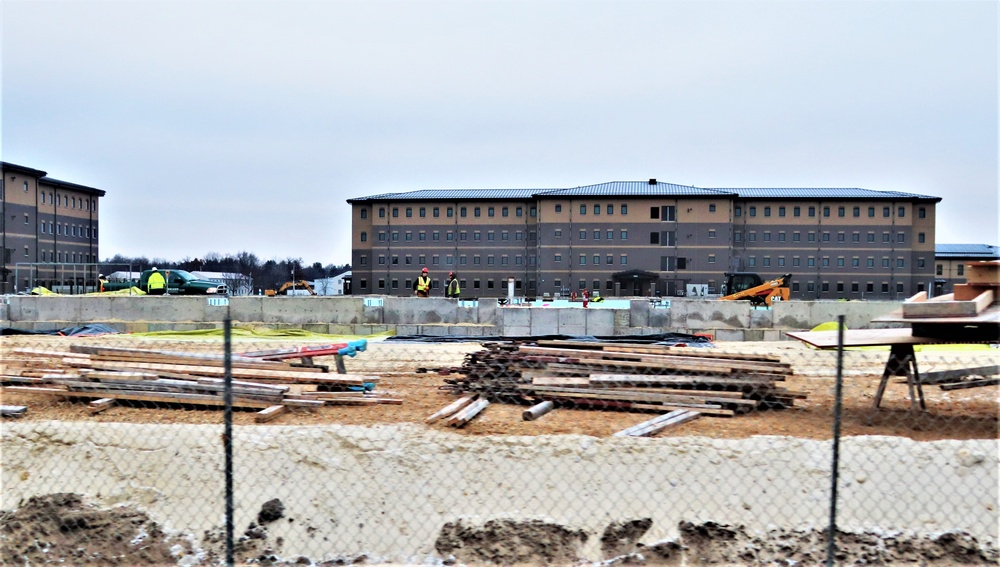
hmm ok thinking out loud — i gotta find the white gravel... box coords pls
[2,421,997,564]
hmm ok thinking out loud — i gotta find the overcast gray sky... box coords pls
[3,0,997,266]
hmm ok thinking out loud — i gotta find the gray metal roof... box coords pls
[347,188,539,202]
[935,244,1000,259]
[724,188,941,201]
[539,181,732,197]
[348,182,942,203]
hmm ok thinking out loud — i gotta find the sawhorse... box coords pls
[872,343,926,411]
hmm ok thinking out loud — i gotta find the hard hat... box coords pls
[151,267,157,271]
[98,274,104,278]
[422,267,428,273]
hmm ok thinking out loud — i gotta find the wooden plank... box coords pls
[255,405,287,423]
[965,261,1000,285]
[939,378,1000,391]
[587,373,782,388]
[426,394,479,423]
[1,385,274,409]
[521,385,756,408]
[64,359,373,385]
[953,283,1000,302]
[0,405,27,417]
[531,395,735,417]
[447,398,490,427]
[534,341,782,362]
[785,328,943,349]
[87,398,117,414]
[519,346,790,374]
[920,365,1000,385]
[531,377,590,387]
[613,409,701,437]
[902,290,993,318]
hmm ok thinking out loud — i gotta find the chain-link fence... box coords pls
[1,321,997,565]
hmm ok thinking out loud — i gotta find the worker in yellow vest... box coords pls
[446,271,461,298]
[413,267,431,297]
[147,267,167,295]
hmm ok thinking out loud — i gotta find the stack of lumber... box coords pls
[0,345,397,422]
[441,340,802,418]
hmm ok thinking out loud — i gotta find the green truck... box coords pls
[104,269,228,295]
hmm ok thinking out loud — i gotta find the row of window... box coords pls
[554,203,630,216]
[736,204,925,219]
[734,230,923,244]
[37,191,98,212]
[19,247,96,263]
[365,253,541,267]
[736,256,917,269]
[553,254,630,266]
[365,205,539,220]
[367,229,539,243]
[553,228,629,241]
[37,220,97,239]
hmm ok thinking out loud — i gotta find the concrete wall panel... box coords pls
[529,308,559,336]
[585,309,615,336]
[557,309,587,336]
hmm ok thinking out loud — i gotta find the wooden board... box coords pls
[785,328,944,349]
[965,261,1000,285]
[902,290,994,318]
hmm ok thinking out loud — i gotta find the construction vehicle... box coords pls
[264,280,316,296]
[720,273,792,307]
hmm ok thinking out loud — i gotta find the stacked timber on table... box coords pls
[0,345,396,422]
[897,260,1000,342]
[440,340,802,418]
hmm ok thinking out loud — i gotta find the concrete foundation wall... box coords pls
[0,296,904,340]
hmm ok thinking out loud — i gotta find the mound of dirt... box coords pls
[0,493,193,565]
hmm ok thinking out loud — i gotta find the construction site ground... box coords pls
[2,335,998,566]
[3,335,997,441]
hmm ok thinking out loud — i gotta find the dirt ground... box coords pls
[2,335,998,565]
[2,335,997,441]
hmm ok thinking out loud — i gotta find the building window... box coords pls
[808,206,816,217]
[883,207,890,217]
[897,232,905,243]
[838,206,845,217]
[793,206,801,217]
[763,257,771,267]
[488,207,495,217]
[502,206,508,217]
[918,207,926,219]
[621,204,628,215]
[853,206,860,217]
[764,206,771,217]
[580,230,587,240]
[793,257,801,267]
[360,231,367,242]
[594,204,600,215]
[837,257,845,267]
[837,232,845,242]
[734,206,742,218]
[392,207,399,217]
[778,206,785,217]
[917,258,925,268]
[621,230,627,240]
[554,254,562,263]
[554,229,562,238]
[474,207,481,217]
[778,257,785,267]
[593,230,600,240]
[607,204,614,215]
[620,255,628,265]
[606,255,613,265]
[360,208,368,219]
[555,204,562,213]
[580,204,587,215]
[593,255,600,265]
[897,258,905,268]
[936,264,943,276]
[918,232,925,243]
[460,207,467,217]
[433,207,439,217]
[763,232,771,242]
[749,206,757,217]
[418,207,425,217]
[793,232,801,242]
[579,255,587,266]
[957,264,965,276]
[823,206,830,217]
[708,254,716,264]
[606,230,613,240]
[448,207,454,217]
[898,206,905,218]
[406,232,414,241]
[883,232,891,243]
[530,206,537,217]
[808,257,816,267]
[709,229,716,238]
[516,207,523,217]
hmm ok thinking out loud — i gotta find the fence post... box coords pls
[826,314,846,565]
[223,316,234,566]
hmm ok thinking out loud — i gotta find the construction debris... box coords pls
[440,340,804,421]
[0,344,394,422]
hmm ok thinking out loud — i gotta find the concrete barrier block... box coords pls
[585,309,615,336]
[763,330,786,341]
[25,297,80,323]
[773,301,812,331]
[529,308,559,336]
[613,309,631,332]
[456,306,478,324]
[477,300,498,324]
[229,297,264,325]
[395,324,421,336]
[749,308,773,329]
[500,307,530,330]
[503,325,531,337]
[558,309,587,336]
[714,329,745,341]
[679,300,751,329]
[648,308,671,329]
[327,324,355,335]
[629,300,650,327]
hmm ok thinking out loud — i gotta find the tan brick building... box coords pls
[348,180,941,300]
[1,162,106,293]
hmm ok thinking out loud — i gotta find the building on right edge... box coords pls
[933,244,1000,296]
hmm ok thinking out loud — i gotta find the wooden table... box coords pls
[785,328,947,411]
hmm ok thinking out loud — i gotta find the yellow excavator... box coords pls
[264,280,316,296]
[720,273,792,307]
